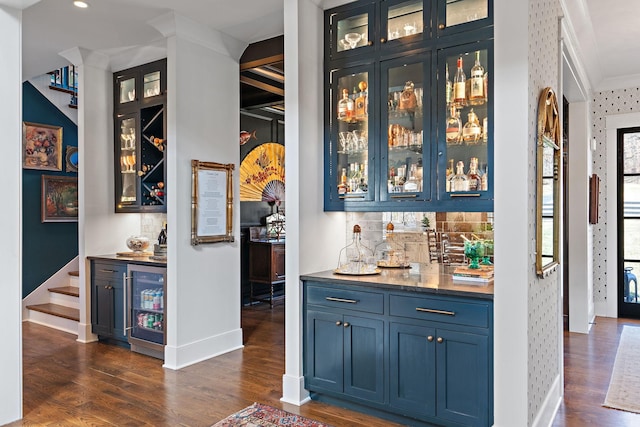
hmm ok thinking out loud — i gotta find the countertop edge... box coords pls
[87,254,167,267]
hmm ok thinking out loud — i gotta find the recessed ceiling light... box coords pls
[73,1,88,8]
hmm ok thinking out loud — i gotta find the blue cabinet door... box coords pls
[436,328,489,426]
[112,278,126,341]
[389,322,436,418]
[343,315,385,403]
[305,310,344,393]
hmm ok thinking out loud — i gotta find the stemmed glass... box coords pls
[344,33,362,49]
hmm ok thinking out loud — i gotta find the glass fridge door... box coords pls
[129,266,165,346]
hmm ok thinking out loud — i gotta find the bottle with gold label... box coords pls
[467,157,481,191]
[337,88,354,121]
[468,51,485,105]
[462,109,482,144]
[446,106,462,144]
[355,81,368,119]
[338,168,349,195]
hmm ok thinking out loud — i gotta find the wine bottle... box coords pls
[469,51,485,105]
[453,57,466,107]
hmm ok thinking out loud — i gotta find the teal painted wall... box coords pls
[22,82,78,298]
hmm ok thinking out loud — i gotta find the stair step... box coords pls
[48,286,79,297]
[26,303,79,322]
[68,270,79,277]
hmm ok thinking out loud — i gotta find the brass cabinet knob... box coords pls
[367,40,373,46]
[427,336,434,342]
[343,322,351,328]
[380,38,386,44]
[336,321,342,326]
[438,23,445,30]
[437,337,444,343]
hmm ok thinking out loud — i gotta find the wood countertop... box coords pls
[301,263,494,300]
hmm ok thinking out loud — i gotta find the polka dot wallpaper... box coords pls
[592,88,640,303]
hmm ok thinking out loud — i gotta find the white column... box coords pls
[150,12,245,369]
[282,0,347,405]
[0,5,23,424]
[568,101,595,333]
[493,0,530,424]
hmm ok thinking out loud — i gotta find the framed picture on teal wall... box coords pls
[41,175,78,222]
[65,146,78,173]
[23,122,63,171]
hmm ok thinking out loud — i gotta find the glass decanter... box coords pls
[462,108,482,144]
[336,225,375,274]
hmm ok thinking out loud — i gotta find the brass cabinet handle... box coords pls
[343,322,350,328]
[438,23,445,30]
[391,194,418,199]
[427,336,434,342]
[339,195,366,199]
[416,307,456,316]
[326,297,358,304]
[450,193,481,198]
[336,321,342,326]
[100,269,116,273]
[437,337,444,343]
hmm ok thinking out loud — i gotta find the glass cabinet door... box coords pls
[328,65,374,206]
[439,42,492,203]
[116,114,138,206]
[143,70,161,99]
[117,74,137,106]
[328,3,374,59]
[437,0,491,36]
[381,0,428,48]
[381,54,430,202]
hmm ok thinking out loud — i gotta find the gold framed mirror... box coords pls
[191,160,235,245]
[536,87,561,277]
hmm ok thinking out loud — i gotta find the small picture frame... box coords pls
[41,175,78,223]
[66,146,78,173]
[191,160,235,245]
[23,122,63,171]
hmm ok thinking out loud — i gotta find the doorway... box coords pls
[618,127,640,318]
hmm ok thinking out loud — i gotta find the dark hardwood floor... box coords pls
[10,302,640,426]
[9,302,402,427]
[552,316,640,427]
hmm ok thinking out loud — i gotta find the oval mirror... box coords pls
[536,87,561,277]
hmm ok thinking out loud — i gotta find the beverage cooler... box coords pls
[126,264,166,359]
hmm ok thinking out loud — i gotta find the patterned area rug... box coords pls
[604,325,640,413]
[213,403,332,427]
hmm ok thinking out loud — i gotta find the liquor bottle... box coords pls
[338,168,348,195]
[480,163,489,191]
[355,81,368,118]
[483,117,489,143]
[469,51,485,105]
[462,109,482,143]
[404,164,419,192]
[337,89,354,121]
[445,63,453,106]
[467,157,481,191]
[349,163,361,192]
[446,159,454,192]
[450,161,469,192]
[453,57,466,107]
[360,161,368,192]
[446,106,462,144]
[157,222,167,245]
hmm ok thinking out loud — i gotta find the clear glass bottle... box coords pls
[404,164,419,192]
[467,157,481,191]
[446,106,462,144]
[446,158,454,192]
[450,161,469,192]
[468,51,485,105]
[337,88,354,121]
[453,56,466,107]
[480,163,489,191]
[462,108,482,144]
[445,63,453,106]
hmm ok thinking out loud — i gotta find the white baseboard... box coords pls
[531,375,562,427]
[281,374,310,406]
[77,322,97,343]
[163,328,244,370]
[24,312,77,336]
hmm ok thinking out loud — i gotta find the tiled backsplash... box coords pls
[346,211,494,266]
[141,213,167,243]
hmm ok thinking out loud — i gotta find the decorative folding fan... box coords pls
[240,142,285,202]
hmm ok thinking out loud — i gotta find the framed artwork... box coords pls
[191,160,235,245]
[41,175,78,223]
[23,122,63,171]
[66,146,78,173]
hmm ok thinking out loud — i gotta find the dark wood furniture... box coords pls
[248,240,285,307]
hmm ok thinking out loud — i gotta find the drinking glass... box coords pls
[344,33,362,49]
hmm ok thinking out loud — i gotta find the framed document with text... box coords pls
[191,160,235,245]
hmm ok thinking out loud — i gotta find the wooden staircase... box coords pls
[26,270,80,334]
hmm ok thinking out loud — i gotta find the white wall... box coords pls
[154,13,244,369]
[0,5,23,424]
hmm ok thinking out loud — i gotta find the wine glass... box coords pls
[344,33,362,49]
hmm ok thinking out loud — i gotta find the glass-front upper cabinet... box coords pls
[327,3,374,60]
[380,54,431,202]
[438,41,493,209]
[436,0,492,37]
[114,59,167,213]
[381,0,429,50]
[326,64,375,208]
